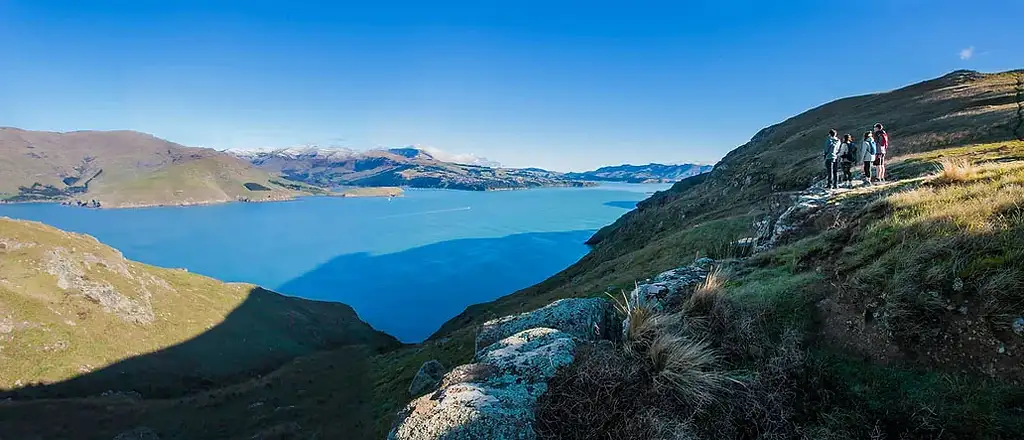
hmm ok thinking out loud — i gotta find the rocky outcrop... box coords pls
[409,360,446,396]
[754,186,833,253]
[391,299,613,440]
[44,247,157,324]
[475,298,614,352]
[628,264,710,313]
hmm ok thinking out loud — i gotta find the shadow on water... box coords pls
[1,287,399,401]
[603,200,638,210]
[278,229,597,342]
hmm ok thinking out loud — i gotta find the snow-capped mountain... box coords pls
[227,145,587,191]
[565,163,713,183]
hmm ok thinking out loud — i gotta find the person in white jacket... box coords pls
[858,131,877,185]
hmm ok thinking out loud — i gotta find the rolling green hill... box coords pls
[0,217,399,399]
[0,128,330,207]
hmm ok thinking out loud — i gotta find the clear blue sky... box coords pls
[1,0,1022,171]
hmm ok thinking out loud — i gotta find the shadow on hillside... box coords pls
[603,200,638,210]
[277,229,597,343]
[1,287,399,400]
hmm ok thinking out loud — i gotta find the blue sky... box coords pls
[1,1,1022,171]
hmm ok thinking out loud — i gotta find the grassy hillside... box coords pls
[433,69,1024,337]
[0,128,327,207]
[0,217,399,399]
[534,141,1024,439]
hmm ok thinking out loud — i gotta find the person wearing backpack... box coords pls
[873,123,890,182]
[822,129,842,189]
[838,134,856,186]
[858,131,877,185]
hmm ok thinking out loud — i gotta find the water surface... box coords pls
[0,184,668,341]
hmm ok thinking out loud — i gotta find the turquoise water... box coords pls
[0,184,668,342]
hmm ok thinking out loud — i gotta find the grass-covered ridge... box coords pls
[532,141,1024,439]
[0,217,399,399]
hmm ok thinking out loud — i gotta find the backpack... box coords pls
[876,130,889,149]
[841,143,855,161]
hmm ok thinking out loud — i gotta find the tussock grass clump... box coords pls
[647,335,726,406]
[683,266,726,317]
[933,157,978,184]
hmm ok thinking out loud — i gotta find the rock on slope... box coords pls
[0,217,399,398]
[232,146,594,191]
[390,298,614,440]
[390,265,711,439]
[0,127,325,207]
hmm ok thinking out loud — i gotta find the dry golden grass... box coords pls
[683,266,726,316]
[933,157,978,184]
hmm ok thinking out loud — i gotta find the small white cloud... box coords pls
[959,46,975,60]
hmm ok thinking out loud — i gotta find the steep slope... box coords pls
[0,217,399,399]
[233,146,595,191]
[434,69,1024,336]
[565,163,713,183]
[0,128,326,207]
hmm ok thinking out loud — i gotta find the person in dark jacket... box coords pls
[838,134,856,186]
[822,129,841,189]
[873,123,890,182]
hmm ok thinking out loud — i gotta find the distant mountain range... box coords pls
[0,127,403,208]
[230,146,588,191]
[230,146,712,190]
[0,128,342,208]
[0,127,710,205]
[566,163,714,183]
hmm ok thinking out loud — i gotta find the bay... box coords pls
[0,183,669,342]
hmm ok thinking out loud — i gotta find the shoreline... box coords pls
[0,181,673,210]
[0,187,405,210]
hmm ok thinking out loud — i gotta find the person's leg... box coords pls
[830,161,838,188]
[879,154,887,181]
[863,161,872,184]
[825,160,833,188]
[832,161,839,188]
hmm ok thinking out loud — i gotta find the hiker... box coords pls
[838,134,856,186]
[822,129,841,189]
[873,123,889,182]
[858,131,877,184]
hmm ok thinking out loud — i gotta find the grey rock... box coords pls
[409,360,446,396]
[390,328,577,440]
[634,265,709,311]
[45,247,155,324]
[475,298,612,353]
[1012,317,1024,336]
[693,257,716,271]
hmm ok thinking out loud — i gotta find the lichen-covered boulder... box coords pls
[409,360,446,396]
[629,264,710,312]
[475,298,612,353]
[389,328,577,440]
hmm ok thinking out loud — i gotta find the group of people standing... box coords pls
[823,123,890,189]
